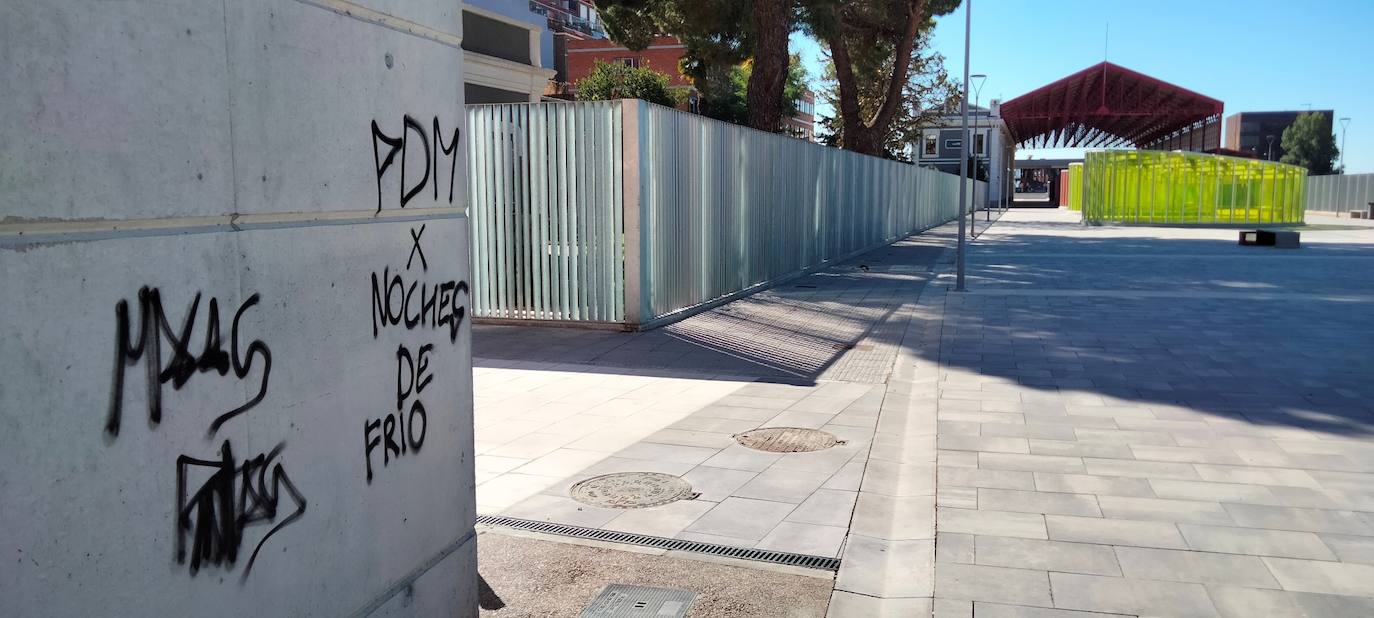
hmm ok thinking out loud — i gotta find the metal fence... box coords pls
[1306,173,1374,215]
[467,100,966,329]
[467,101,625,322]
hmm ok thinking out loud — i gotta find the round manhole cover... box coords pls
[734,427,845,453]
[569,472,698,509]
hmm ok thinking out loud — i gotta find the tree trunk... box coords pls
[827,0,928,156]
[746,0,790,132]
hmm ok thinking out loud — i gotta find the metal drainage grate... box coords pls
[734,427,844,453]
[476,514,841,572]
[581,584,695,618]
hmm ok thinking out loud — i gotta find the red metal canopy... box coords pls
[1000,62,1223,148]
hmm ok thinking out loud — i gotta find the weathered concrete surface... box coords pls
[0,1,474,616]
[476,528,833,617]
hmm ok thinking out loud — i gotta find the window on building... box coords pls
[974,133,985,155]
[614,56,639,67]
[923,134,937,157]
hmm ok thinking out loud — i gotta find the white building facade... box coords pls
[914,101,1015,208]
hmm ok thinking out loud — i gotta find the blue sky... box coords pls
[792,1,1373,173]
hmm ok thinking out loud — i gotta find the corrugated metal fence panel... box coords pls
[637,102,963,322]
[1306,173,1374,214]
[466,101,625,322]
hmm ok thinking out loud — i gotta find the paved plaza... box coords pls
[475,209,1374,617]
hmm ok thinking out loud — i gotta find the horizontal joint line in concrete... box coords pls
[294,0,463,50]
[348,528,475,618]
[0,207,465,246]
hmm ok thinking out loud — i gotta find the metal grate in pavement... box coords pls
[477,514,841,572]
[581,584,695,618]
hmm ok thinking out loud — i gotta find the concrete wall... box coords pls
[0,1,475,616]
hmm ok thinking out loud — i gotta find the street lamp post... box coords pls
[955,0,971,292]
[1266,135,1276,161]
[1340,117,1351,173]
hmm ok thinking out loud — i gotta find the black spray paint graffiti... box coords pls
[363,216,468,482]
[371,115,461,214]
[177,440,306,580]
[107,287,271,437]
[106,287,302,580]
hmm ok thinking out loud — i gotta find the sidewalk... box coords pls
[473,208,1374,617]
[929,209,1374,617]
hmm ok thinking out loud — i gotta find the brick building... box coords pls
[529,0,606,85]
[565,35,816,139]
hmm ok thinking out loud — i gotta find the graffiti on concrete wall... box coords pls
[365,115,468,483]
[106,287,303,581]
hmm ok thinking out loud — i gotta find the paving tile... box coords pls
[935,563,1052,607]
[1083,457,1202,480]
[938,507,1047,540]
[475,455,529,474]
[615,442,720,465]
[602,498,717,538]
[977,488,1102,516]
[1194,464,1322,488]
[940,466,1037,490]
[1263,557,1374,597]
[788,396,854,414]
[764,410,839,429]
[716,394,795,410]
[939,450,981,468]
[833,536,934,598]
[477,473,562,510]
[1319,533,1374,565]
[980,422,1078,441]
[700,444,784,472]
[785,489,859,528]
[823,460,866,491]
[1049,572,1218,617]
[509,448,607,477]
[979,453,1085,474]
[1148,478,1277,503]
[670,416,761,433]
[756,521,848,557]
[1178,523,1337,560]
[1222,503,1373,535]
[1114,546,1279,588]
[771,443,865,475]
[974,536,1121,576]
[938,486,978,509]
[932,598,971,618]
[1207,586,1374,618]
[684,497,796,540]
[642,428,737,449]
[694,404,783,422]
[680,465,758,502]
[826,591,932,618]
[937,532,975,564]
[973,603,1126,618]
[850,492,934,540]
[734,467,832,503]
[1045,515,1189,549]
[1096,495,1234,524]
[1027,439,1133,459]
[500,494,622,528]
[1032,472,1155,497]
[939,434,1030,454]
[863,460,935,497]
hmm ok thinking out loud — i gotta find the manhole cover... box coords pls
[734,427,845,453]
[570,472,698,509]
[582,584,696,618]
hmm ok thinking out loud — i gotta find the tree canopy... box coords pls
[575,60,680,108]
[700,54,810,126]
[1280,112,1339,175]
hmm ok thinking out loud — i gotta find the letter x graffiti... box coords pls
[407,224,427,271]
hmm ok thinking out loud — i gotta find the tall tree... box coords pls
[816,31,956,159]
[701,54,810,126]
[802,0,959,155]
[593,0,794,132]
[1280,112,1339,175]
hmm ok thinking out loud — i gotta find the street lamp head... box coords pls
[1340,117,1351,129]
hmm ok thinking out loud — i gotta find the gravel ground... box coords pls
[477,528,833,618]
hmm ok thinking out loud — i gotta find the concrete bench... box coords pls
[1239,229,1300,248]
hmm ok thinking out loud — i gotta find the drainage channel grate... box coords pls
[476,514,841,572]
